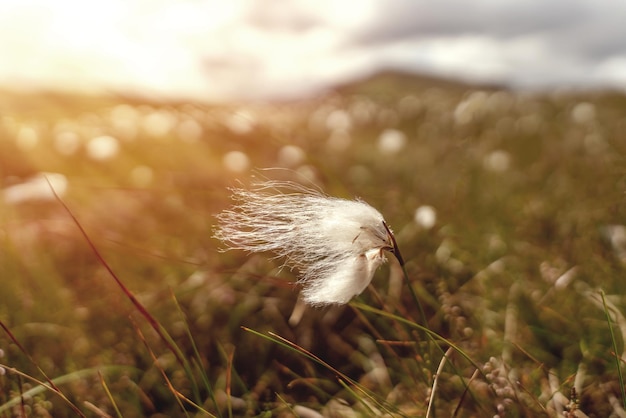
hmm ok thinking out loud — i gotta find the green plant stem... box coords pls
[399,261,428,331]
[601,290,626,410]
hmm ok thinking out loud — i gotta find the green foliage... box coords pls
[1,75,626,416]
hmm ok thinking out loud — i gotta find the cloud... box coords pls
[359,0,591,40]
[344,0,626,89]
[0,0,624,101]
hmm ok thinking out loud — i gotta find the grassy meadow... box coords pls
[1,72,626,417]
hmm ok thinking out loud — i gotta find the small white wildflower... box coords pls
[571,102,595,125]
[3,172,68,204]
[483,150,511,172]
[377,129,407,155]
[214,180,403,306]
[414,205,437,230]
[86,135,120,161]
[277,145,306,167]
[223,151,250,173]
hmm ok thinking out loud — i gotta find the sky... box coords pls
[1,0,625,102]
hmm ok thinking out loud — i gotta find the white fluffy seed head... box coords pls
[214,180,401,306]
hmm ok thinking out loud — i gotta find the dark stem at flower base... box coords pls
[383,221,405,266]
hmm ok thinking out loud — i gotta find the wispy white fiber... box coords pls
[214,180,403,306]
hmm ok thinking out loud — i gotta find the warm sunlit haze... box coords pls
[2,2,626,417]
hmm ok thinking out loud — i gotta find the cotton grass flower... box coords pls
[214,180,404,306]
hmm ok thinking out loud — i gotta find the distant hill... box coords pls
[331,69,505,99]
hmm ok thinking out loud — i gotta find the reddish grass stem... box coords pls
[45,176,186,368]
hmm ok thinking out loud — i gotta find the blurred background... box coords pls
[2,1,626,416]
